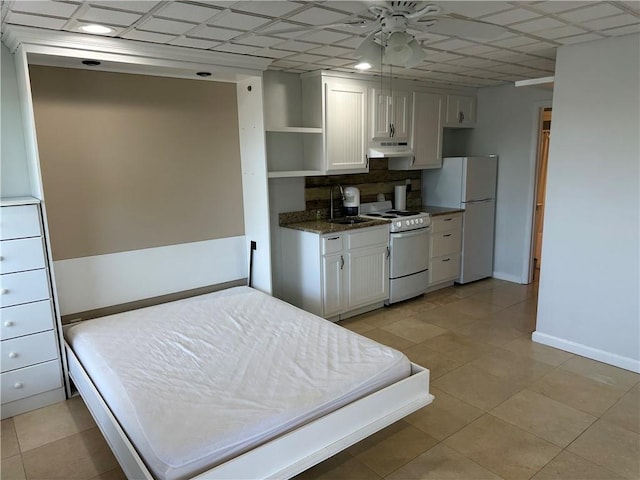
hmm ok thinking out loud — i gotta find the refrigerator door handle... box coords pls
[463,198,494,204]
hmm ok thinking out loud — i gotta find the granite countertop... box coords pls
[281,218,390,235]
[421,205,465,216]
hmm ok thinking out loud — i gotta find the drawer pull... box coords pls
[4,321,14,327]
[1,289,8,294]
[8,352,18,359]
[327,237,340,241]
[443,218,453,221]
[14,382,23,389]
[443,234,452,237]
[442,258,451,262]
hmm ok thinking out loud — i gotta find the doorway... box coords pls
[529,107,552,283]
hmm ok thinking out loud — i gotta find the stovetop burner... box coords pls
[359,201,431,232]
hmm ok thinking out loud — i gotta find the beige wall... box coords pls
[30,66,244,261]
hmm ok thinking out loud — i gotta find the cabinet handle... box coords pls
[327,237,340,241]
[391,124,395,137]
[8,352,17,359]
[386,246,390,259]
[14,382,23,389]
[340,255,344,270]
[443,234,452,237]
[4,321,14,327]
[0,289,8,295]
[458,111,464,123]
[365,155,369,168]
[443,217,452,222]
[442,258,451,262]
[389,124,393,137]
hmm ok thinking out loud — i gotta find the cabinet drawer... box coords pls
[431,214,462,233]
[0,269,50,308]
[431,230,462,257]
[322,235,343,255]
[0,238,46,274]
[347,227,388,250]
[430,254,460,284]
[1,360,62,404]
[1,300,54,340]
[1,330,59,373]
[0,205,41,240]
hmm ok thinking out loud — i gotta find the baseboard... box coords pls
[532,331,640,373]
[492,271,523,284]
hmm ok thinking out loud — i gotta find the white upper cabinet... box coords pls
[324,80,368,172]
[370,89,411,142]
[444,94,476,127]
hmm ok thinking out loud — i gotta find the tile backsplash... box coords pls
[305,159,422,212]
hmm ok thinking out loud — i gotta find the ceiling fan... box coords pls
[264,2,508,69]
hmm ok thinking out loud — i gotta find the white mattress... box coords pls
[65,286,410,480]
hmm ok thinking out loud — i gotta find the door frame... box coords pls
[524,101,553,284]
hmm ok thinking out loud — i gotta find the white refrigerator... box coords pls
[423,156,498,284]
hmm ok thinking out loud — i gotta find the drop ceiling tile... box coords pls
[429,38,476,50]
[93,2,159,14]
[213,43,258,54]
[463,69,506,79]
[190,25,243,41]
[525,1,596,14]
[511,17,566,33]
[270,39,319,52]
[583,14,639,30]
[602,23,640,35]
[456,44,501,55]
[251,47,294,59]
[270,59,305,68]
[325,1,371,15]
[155,2,220,23]
[536,25,588,39]
[293,29,350,43]
[416,32,453,43]
[140,17,195,35]
[231,1,302,17]
[80,6,142,26]
[307,45,352,57]
[122,29,174,43]
[6,12,67,29]
[557,32,607,44]
[11,1,78,17]
[479,48,525,59]
[286,53,330,64]
[258,21,308,38]
[335,36,366,48]
[169,37,222,49]
[490,35,538,47]
[233,35,281,47]
[440,2,513,19]
[422,51,463,62]
[431,63,473,72]
[622,1,640,13]
[520,58,556,69]
[208,11,271,30]
[447,56,499,67]
[558,3,626,22]
[287,6,350,26]
[317,57,354,67]
[513,41,556,53]
[481,8,542,25]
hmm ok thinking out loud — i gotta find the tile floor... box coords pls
[1,278,638,480]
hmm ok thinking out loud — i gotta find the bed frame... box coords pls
[65,339,433,479]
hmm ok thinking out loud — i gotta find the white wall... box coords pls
[1,43,31,196]
[534,34,639,372]
[465,84,552,283]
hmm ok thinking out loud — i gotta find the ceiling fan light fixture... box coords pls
[354,62,373,71]
[405,38,427,68]
[355,33,383,68]
[384,32,413,65]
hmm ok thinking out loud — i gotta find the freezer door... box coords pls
[462,156,498,202]
[459,199,495,284]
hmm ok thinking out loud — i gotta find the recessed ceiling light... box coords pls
[354,62,372,71]
[79,24,114,35]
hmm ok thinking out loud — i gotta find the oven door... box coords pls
[389,227,430,279]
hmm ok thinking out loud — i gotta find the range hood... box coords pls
[368,143,414,159]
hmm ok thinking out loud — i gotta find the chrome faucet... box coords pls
[330,184,345,220]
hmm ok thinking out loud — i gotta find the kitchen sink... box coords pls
[329,217,371,225]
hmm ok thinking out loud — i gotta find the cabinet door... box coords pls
[347,245,388,309]
[322,253,344,318]
[325,82,368,172]
[370,89,392,140]
[445,95,476,127]
[391,91,411,141]
[412,92,444,169]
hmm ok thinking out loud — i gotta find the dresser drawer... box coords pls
[431,214,462,234]
[0,237,46,274]
[430,254,461,284]
[431,230,462,257]
[0,205,41,240]
[1,300,54,340]
[1,330,59,373]
[1,360,62,404]
[0,269,50,308]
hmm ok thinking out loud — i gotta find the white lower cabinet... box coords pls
[1,198,65,419]
[428,213,463,290]
[281,225,389,320]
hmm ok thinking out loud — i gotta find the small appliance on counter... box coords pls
[394,185,407,211]
[342,186,360,216]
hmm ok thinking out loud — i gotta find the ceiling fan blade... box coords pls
[425,18,507,39]
[259,20,373,37]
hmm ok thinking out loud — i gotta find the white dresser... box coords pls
[1,197,65,419]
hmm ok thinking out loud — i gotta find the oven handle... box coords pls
[390,227,430,239]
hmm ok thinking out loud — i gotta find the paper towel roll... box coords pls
[394,185,406,211]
